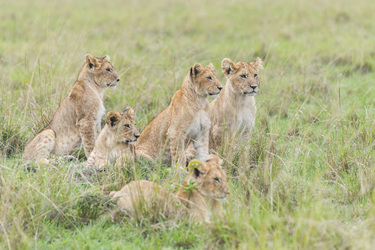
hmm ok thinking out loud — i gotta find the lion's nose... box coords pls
[135,134,140,138]
[116,78,120,82]
[250,85,257,89]
[217,86,223,90]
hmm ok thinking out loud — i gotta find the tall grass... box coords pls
[1,0,375,248]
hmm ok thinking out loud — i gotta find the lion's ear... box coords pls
[106,111,122,127]
[221,58,235,77]
[102,55,110,61]
[252,57,263,71]
[188,159,205,179]
[207,63,215,71]
[86,54,101,69]
[190,63,203,80]
[125,107,135,119]
[206,155,223,167]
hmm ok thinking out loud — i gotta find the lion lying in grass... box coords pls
[109,154,229,222]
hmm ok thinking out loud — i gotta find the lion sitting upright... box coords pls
[86,108,140,167]
[135,63,223,167]
[209,57,262,151]
[22,54,120,164]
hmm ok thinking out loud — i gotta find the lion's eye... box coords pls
[254,74,258,78]
[207,76,213,80]
[240,74,247,79]
[106,68,111,72]
[214,177,221,183]
[124,124,130,128]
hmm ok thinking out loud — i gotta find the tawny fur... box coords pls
[109,154,230,222]
[135,63,223,166]
[209,57,262,151]
[22,54,120,164]
[86,108,140,167]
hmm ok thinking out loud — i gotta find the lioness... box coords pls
[22,54,120,164]
[86,108,140,167]
[109,154,229,222]
[135,63,223,166]
[209,57,262,151]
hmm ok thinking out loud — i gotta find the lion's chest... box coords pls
[186,110,210,140]
[97,101,106,124]
[235,107,256,132]
[222,99,256,133]
[107,144,127,163]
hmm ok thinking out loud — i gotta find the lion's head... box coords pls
[189,63,223,97]
[221,57,262,96]
[85,54,120,89]
[105,108,140,145]
[188,155,229,201]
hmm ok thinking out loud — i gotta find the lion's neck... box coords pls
[173,176,216,221]
[175,188,206,216]
[94,126,130,158]
[77,69,105,99]
[180,75,208,111]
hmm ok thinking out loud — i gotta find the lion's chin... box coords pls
[128,141,136,145]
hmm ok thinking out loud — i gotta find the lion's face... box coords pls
[222,58,262,96]
[188,155,230,201]
[85,54,120,89]
[106,108,140,145]
[190,63,223,97]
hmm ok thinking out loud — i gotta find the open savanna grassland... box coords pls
[1,0,375,248]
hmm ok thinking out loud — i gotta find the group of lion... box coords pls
[21,54,262,222]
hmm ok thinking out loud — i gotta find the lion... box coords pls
[109,154,229,222]
[22,54,120,164]
[209,57,262,151]
[135,63,223,167]
[86,108,140,167]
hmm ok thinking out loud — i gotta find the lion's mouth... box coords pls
[126,139,137,145]
[214,196,227,202]
[107,81,118,89]
[209,92,220,96]
[243,91,257,95]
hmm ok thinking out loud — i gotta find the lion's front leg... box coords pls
[169,129,187,167]
[194,129,209,162]
[78,119,96,158]
[209,124,223,152]
[95,121,101,139]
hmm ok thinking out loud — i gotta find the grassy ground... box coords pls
[1,0,375,248]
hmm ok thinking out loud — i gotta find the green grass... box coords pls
[1,0,375,248]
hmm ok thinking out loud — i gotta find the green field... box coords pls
[1,0,375,248]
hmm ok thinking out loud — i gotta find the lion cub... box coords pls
[86,108,140,167]
[209,58,262,151]
[22,55,120,164]
[109,154,230,222]
[135,63,223,166]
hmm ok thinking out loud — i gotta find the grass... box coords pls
[1,0,375,248]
